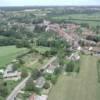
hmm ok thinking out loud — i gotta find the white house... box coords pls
[45,64,58,74]
[3,64,21,81]
[68,53,80,61]
[34,95,48,100]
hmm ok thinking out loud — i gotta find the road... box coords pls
[6,56,56,100]
[6,73,31,100]
[41,56,57,69]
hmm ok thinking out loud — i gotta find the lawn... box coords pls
[48,55,100,100]
[0,46,27,68]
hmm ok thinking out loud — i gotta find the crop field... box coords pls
[0,46,27,68]
[52,13,100,26]
[48,55,100,100]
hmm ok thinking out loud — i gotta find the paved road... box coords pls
[7,56,56,100]
[41,56,57,69]
[6,74,31,100]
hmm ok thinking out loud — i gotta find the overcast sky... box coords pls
[0,0,100,6]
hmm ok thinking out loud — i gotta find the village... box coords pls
[0,6,100,100]
[0,21,99,100]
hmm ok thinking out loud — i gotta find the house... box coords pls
[92,47,100,54]
[29,94,48,100]
[68,53,80,61]
[35,77,46,88]
[3,64,21,80]
[34,95,48,100]
[29,94,35,100]
[44,64,58,74]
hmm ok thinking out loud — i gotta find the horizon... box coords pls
[0,0,100,7]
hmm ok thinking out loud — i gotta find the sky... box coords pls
[0,0,100,6]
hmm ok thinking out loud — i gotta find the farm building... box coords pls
[3,64,21,80]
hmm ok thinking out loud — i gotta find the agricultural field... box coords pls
[0,46,28,68]
[48,55,100,100]
[52,13,100,26]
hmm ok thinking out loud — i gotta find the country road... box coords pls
[6,73,31,100]
[6,56,56,100]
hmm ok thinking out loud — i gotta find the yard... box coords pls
[0,46,28,68]
[48,55,100,100]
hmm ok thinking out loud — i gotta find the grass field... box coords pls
[0,46,27,68]
[48,55,100,100]
[52,13,100,26]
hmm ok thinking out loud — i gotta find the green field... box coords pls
[0,46,27,68]
[48,55,100,100]
[52,13,100,26]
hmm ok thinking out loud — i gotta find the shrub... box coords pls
[43,82,50,89]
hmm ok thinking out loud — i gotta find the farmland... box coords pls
[0,46,28,68]
[52,13,100,26]
[48,55,100,100]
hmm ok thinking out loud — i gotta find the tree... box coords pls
[54,67,61,75]
[25,78,35,91]
[25,78,40,94]
[32,69,42,80]
[0,82,8,97]
[51,75,58,85]
[43,82,50,89]
[65,61,74,72]
[18,58,25,65]
[21,71,28,78]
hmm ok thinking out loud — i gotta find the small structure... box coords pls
[3,64,21,80]
[0,69,4,74]
[29,94,48,100]
[68,53,80,61]
[35,77,46,88]
[89,47,93,51]
[44,64,58,74]
[77,46,82,51]
[34,95,48,100]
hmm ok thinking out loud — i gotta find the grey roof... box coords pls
[35,77,45,88]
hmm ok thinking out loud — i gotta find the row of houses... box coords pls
[29,57,59,100]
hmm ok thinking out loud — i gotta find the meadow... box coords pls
[0,46,27,68]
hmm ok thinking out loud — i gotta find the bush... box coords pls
[32,69,42,80]
[65,61,74,72]
[54,67,61,75]
[44,74,52,80]
[51,75,58,85]
[43,82,50,89]
[21,71,28,78]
